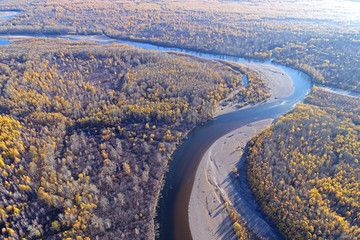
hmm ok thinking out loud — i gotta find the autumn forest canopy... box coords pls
[0,0,358,239]
[247,87,360,239]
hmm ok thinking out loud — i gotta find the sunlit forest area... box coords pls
[246,87,360,239]
[0,39,267,239]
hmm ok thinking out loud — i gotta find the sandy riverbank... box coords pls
[0,34,116,43]
[215,63,294,116]
[189,64,293,239]
[62,34,117,43]
[0,11,18,19]
[243,63,294,100]
[0,35,36,42]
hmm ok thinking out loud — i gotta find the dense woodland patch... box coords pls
[0,39,268,239]
[0,0,359,92]
[246,87,360,239]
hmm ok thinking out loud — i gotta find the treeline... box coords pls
[225,194,259,240]
[246,87,360,239]
[0,38,268,239]
[0,0,358,92]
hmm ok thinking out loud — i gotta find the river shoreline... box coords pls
[189,65,294,239]
[0,10,19,19]
[215,63,294,117]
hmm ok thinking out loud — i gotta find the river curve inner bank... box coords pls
[189,64,298,240]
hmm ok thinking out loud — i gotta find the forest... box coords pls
[0,0,359,239]
[0,38,268,239]
[0,0,358,92]
[246,87,360,239]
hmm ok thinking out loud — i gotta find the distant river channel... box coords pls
[0,12,313,240]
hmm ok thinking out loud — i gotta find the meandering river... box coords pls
[154,62,311,240]
[0,17,314,239]
[57,36,312,240]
